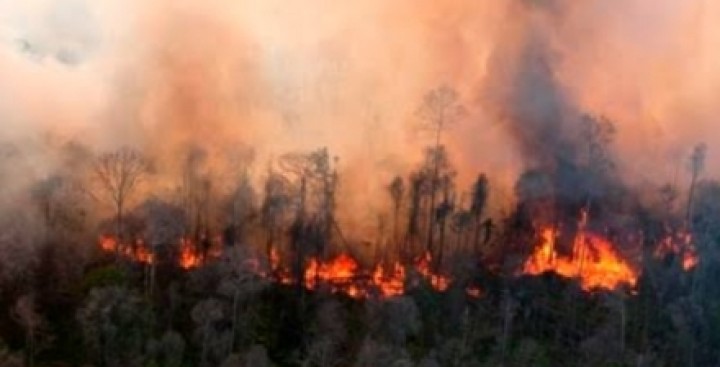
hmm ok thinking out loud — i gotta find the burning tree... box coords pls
[93,147,149,256]
[261,168,292,267]
[278,147,339,290]
[180,148,213,260]
[388,176,405,258]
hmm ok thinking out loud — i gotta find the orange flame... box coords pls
[655,231,698,271]
[98,237,462,299]
[99,235,117,252]
[99,235,154,264]
[304,253,359,292]
[372,262,406,297]
[415,252,451,291]
[179,238,202,269]
[523,228,638,291]
[134,239,154,265]
[466,286,483,298]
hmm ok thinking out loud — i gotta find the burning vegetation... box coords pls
[2,1,720,367]
[0,82,714,367]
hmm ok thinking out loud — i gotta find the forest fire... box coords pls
[178,238,202,269]
[655,231,699,271]
[522,228,638,291]
[99,237,452,298]
[4,1,720,365]
[278,251,450,299]
[99,235,218,268]
[304,253,363,297]
[99,235,155,265]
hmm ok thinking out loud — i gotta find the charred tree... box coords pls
[388,176,405,258]
[405,172,425,262]
[470,174,490,253]
[261,168,291,270]
[435,175,455,270]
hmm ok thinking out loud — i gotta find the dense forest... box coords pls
[2,0,720,365]
[0,85,718,367]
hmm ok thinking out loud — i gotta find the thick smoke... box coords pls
[0,0,718,237]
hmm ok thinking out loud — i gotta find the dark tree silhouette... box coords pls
[470,174,490,252]
[416,86,464,259]
[388,176,405,256]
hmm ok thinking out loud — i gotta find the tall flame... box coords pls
[523,228,638,291]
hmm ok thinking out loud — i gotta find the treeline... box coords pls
[0,88,720,366]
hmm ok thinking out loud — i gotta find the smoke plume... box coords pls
[0,0,718,234]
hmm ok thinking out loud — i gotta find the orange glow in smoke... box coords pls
[655,231,699,271]
[100,235,117,252]
[178,238,202,270]
[415,252,451,292]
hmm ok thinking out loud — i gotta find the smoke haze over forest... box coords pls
[1,1,718,223]
[2,2,720,366]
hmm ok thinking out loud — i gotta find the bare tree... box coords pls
[416,86,465,258]
[93,147,149,255]
[416,86,465,150]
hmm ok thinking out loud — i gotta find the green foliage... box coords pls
[79,265,127,294]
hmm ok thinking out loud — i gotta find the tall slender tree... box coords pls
[686,143,707,227]
[470,174,489,252]
[416,86,464,257]
[388,176,405,256]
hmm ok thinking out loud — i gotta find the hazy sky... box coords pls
[1,0,718,230]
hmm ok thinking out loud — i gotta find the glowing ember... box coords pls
[98,235,154,264]
[179,238,202,269]
[269,247,281,271]
[466,286,482,298]
[415,252,451,291]
[134,239,154,265]
[99,238,459,299]
[304,253,359,291]
[655,231,698,271]
[99,235,117,252]
[372,262,406,297]
[523,228,638,291]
